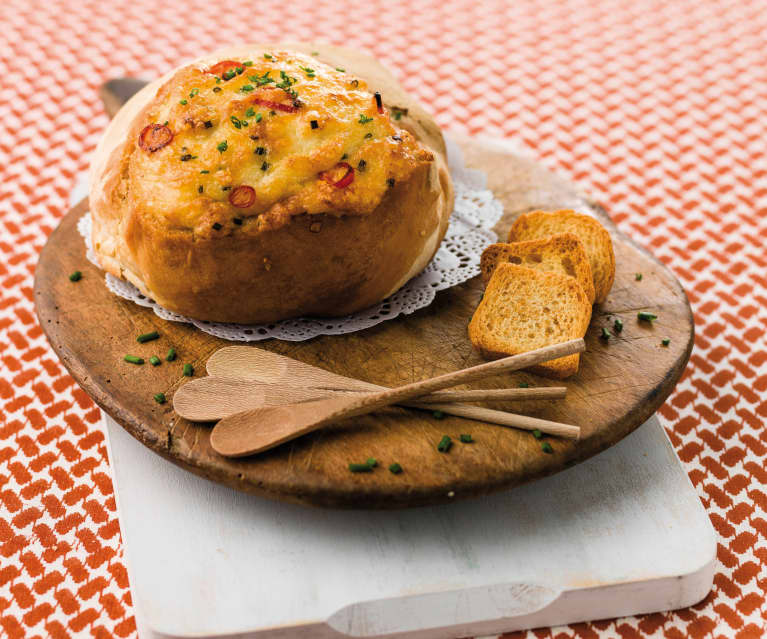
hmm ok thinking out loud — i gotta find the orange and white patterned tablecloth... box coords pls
[1,0,765,637]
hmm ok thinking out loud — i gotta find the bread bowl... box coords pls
[89,43,453,323]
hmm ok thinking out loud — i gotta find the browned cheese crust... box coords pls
[90,43,453,323]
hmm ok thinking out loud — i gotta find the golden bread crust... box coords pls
[90,43,453,323]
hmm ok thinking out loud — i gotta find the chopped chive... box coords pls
[310,120,318,129]
[638,311,658,322]
[239,84,254,93]
[233,218,243,225]
[349,462,372,473]
[166,348,177,362]
[541,442,554,454]
[518,381,529,388]
[255,113,263,123]
[532,429,543,440]
[459,434,473,443]
[662,338,671,346]
[189,88,199,97]
[124,355,144,365]
[136,331,160,343]
[149,356,161,366]
[437,435,452,453]
[179,99,187,105]
[613,318,624,333]
[600,327,611,340]
[336,67,345,72]
[254,146,266,155]
[245,107,255,117]
[263,53,273,59]
[200,169,210,174]
[388,462,403,474]
[69,270,82,282]
[153,393,166,404]
[358,114,373,124]
[635,273,643,281]
[183,363,194,377]
[212,222,222,231]
[243,60,253,66]
[393,111,402,120]
[230,115,242,129]
[432,410,445,419]
[217,140,228,152]
[366,457,378,468]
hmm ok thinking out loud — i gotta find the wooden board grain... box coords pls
[34,87,693,508]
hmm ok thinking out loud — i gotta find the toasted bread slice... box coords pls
[480,233,596,303]
[507,210,615,303]
[468,263,592,379]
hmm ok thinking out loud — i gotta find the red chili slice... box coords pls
[229,185,256,208]
[321,162,355,189]
[250,97,297,113]
[138,124,173,152]
[207,60,243,78]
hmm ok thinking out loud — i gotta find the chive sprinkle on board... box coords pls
[124,355,143,365]
[614,318,624,333]
[638,311,658,322]
[437,435,452,453]
[601,327,611,340]
[366,457,378,468]
[432,410,445,419]
[183,364,194,377]
[459,434,474,443]
[166,348,177,362]
[388,462,403,474]
[541,442,554,454]
[153,393,166,404]
[662,338,671,346]
[532,429,543,440]
[635,273,643,281]
[136,331,160,343]
[149,356,161,366]
[518,381,529,388]
[349,462,372,473]
[68,271,82,282]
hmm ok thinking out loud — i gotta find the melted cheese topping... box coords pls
[128,51,433,234]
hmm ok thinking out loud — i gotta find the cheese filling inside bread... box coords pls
[89,43,453,324]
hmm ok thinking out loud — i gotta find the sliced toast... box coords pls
[480,233,596,303]
[468,263,592,379]
[507,209,615,304]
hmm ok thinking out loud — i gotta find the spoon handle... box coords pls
[340,339,584,421]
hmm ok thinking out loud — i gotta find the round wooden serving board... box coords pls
[34,82,693,508]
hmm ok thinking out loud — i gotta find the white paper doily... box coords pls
[78,138,502,341]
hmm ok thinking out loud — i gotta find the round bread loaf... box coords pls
[89,43,453,323]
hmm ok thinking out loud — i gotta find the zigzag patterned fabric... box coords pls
[0,0,765,637]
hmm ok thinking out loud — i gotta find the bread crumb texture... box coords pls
[469,263,592,378]
[127,51,433,236]
[480,232,596,303]
[507,209,615,303]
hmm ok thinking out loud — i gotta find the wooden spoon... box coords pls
[173,377,568,422]
[210,339,584,457]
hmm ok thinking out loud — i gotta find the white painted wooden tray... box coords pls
[104,414,716,638]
